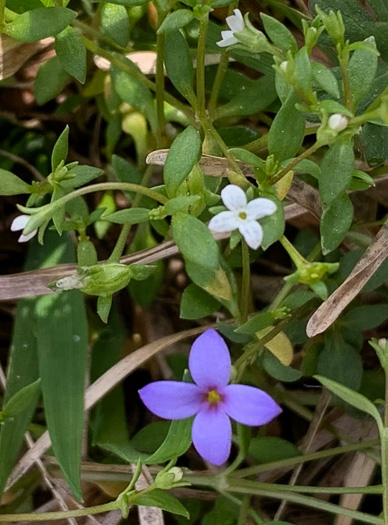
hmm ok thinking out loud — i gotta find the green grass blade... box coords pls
[0,232,72,498]
[34,233,88,501]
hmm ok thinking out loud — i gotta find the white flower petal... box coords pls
[208,211,239,233]
[226,9,244,32]
[247,198,277,220]
[11,214,30,232]
[18,230,37,243]
[239,220,263,250]
[221,185,247,211]
[216,32,238,47]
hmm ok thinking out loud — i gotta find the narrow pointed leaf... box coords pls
[35,233,88,500]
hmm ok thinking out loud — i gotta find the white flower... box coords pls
[217,9,244,48]
[328,113,348,132]
[208,185,277,250]
[11,214,37,243]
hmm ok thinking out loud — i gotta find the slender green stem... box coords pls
[107,165,155,263]
[155,27,166,140]
[268,281,294,311]
[0,501,118,522]
[271,141,322,184]
[230,439,380,478]
[200,116,247,180]
[226,479,383,525]
[107,224,132,263]
[196,11,209,119]
[207,51,229,118]
[80,36,195,124]
[338,49,353,111]
[239,240,250,324]
[237,495,250,525]
[21,182,167,235]
[279,235,308,268]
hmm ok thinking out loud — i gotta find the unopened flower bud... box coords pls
[155,467,184,489]
[279,61,288,73]
[328,113,349,132]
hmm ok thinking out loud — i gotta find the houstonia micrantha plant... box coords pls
[2,0,388,523]
[139,329,281,465]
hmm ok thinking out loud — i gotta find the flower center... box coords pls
[207,389,222,405]
[238,211,247,220]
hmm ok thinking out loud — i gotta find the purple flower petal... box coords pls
[192,407,231,466]
[189,329,231,389]
[223,384,282,426]
[138,381,202,420]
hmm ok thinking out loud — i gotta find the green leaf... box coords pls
[100,3,130,47]
[55,27,87,84]
[261,195,285,250]
[235,312,275,335]
[0,295,39,499]
[104,207,150,224]
[268,91,305,161]
[34,56,70,105]
[262,350,302,382]
[164,127,202,197]
[0,231,70,498]
[249,437,300,463]
[111,63,157,134]
[216,75,277,119]
[164,196,201,215]
[172,213,219,269]
[4,7,77,42]
[0,169,30,195]
[311,62,340,98]
[35,234,88,500]
[317,332,362,391]
[229,148,264,168]
[315,375,382,428]
[319,140,355,207]
[359,122,388,165]
[260,13,297,53]
[341,304,388,330]
[164,30,195,102]
[320,193,353,254]
[51,126,69,172]
[180,284,220,319]
[349,36,379,107]
[294,47,312,96]
[146,415,193,464]
[157,9,194,34]
[6,0,44,14]
[136,489,190,518]
[3,379,41,419]
[60,165,103,189]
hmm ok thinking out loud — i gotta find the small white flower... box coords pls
[11,214,37,243]
[328,113,348,132]
[208,185,277,250]
[217,9,244,48]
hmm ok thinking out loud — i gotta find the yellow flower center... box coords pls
[207,389,222,405]
[238,211,247,220]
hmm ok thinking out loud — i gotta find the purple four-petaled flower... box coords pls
[138,329,282,466]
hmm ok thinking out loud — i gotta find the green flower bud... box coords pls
[51,263,133,295]
[316,7,345,47]
[155,467,184,489]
